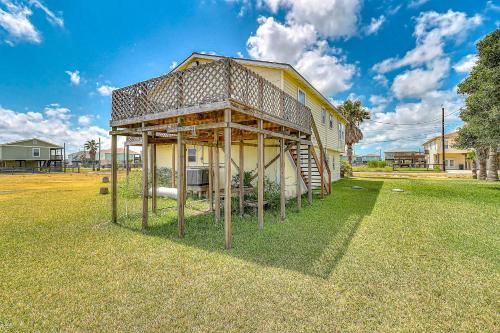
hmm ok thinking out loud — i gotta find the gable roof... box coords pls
[173,52,347,123]
[422,131,458,145]
[0,138,62,148]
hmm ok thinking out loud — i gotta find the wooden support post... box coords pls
[257,119,264,229]
[320,147,325,199]
[239,139,244,217]
[111,128,117,223]
[177,128,185,237]
[308,141,313,205]
[224,109,232,249]
[280,134,286,222]
[125,144,130,181]
[142,130,149,229]
[214,130,221,223]
[171,143,176,187]
[296,133,302,211]
[151,139,157,214]
[208,144,214,212]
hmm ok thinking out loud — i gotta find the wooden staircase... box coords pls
[289,117,332,196]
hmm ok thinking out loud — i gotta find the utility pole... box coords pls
[441,106,446,172]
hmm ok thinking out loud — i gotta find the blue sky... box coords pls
[0,0,498,153]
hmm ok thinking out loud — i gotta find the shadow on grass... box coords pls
[116,178,383,279]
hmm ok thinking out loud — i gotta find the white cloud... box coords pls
[365,15,385,35]
[258,0,362,39]
[295,44,356,95]
[236,51,244,58]
[453,54,477,73]
[0,0,63,45]
[373,10,482,73]
[97,85,117,96]
[373,73,388,87]
[78,115,91,126]
[0,1,40,44]
[359,88,463,149]
[246,14,357,96]
[247,16,317,64]
[65,70,81,85]
[44,103,70,120]
[391,58,450,99]
[29,0,63,27]
[169,61,178,70]
[369,94,391,113]
[0,104,110,153]
[408,0,430,9]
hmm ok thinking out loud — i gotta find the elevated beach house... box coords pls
[109,53,348,248]
[0,138,63,170]
[423,131,471,170]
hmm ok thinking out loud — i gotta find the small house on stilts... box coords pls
[109,53,347,249]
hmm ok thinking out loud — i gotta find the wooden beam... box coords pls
[308,139,312,205]
[125,144,130,180]
[224,109,232,249]
[257,119,264,229]
[229,122,312,145]
[208,143,214,212]
[110,100,231,127]
[214,129,221,223]
[296,133,301,211]
[142,129,149,229]
[171,144,176,187]
[280,132,285,222]
[177,128,185,237]
[151,137,157,214]
[249,143,292,182]
[239,139,244,217]
[320,147,325,199]
[111,128,117,223]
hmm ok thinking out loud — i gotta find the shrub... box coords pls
[367,160,386,168]
[232,170,255,188]
[341,160,352,177]
[433,165,442,172]
[157,167,173,187]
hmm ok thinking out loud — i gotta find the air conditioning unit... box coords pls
[186,168,209,186]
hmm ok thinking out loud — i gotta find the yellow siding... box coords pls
[283,72,344,153]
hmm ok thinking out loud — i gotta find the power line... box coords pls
[364,109,460,126]
[359,132,439,145]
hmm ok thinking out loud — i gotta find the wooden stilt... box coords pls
[257,119,264,229]
[125,144,130,180]
[111,128,117,223]
[171,143,176,187]
[280,133,285,222]
[177,129,185,237]
[320,147,325,199]
[224,109,232,249]
[208,144,214,211]
[214,130,221,223]
[308,138,312,205]
[151,140,157,214]
[296,132,301,211]
[142,130,149,229]
[239,139,244,217]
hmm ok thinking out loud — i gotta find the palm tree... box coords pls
[84,139,99,171]
[338,99,370,166]
[466,150,477,179]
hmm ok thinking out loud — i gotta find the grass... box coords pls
[0,172,498,332]
[353,165,442,172]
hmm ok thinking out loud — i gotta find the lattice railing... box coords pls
[112,58,312,130]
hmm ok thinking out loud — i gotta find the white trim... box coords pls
[32,147,40,157]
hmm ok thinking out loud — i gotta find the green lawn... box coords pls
[0,173,498,332]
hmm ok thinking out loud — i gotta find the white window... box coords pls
[444,139,449,149]
[329,114,333,129]
[446,159,455,167]
[321,108,326,124]
[298,89,306,105]
[32,148,40,157]
[187,148,196,162]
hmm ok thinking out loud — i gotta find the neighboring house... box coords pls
[0,138,63,169]
[67,151,89,166]
[353,153,382,165]
[384,148,426,167]
[100,148,141,167]
[147,53,348,195]
[423,132,471,170]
